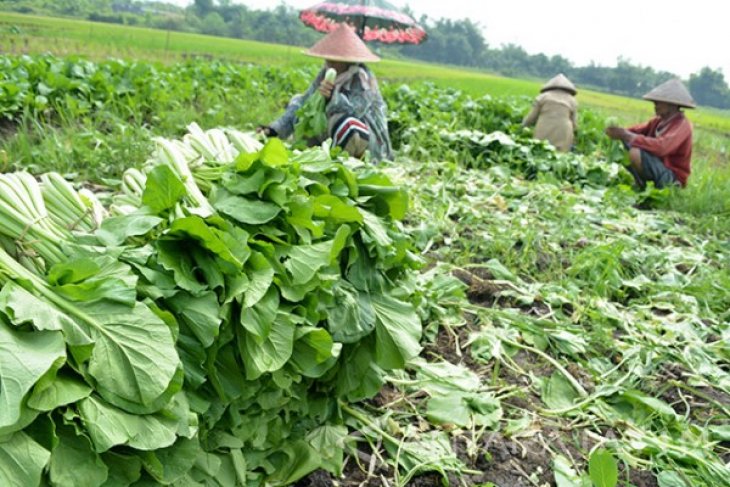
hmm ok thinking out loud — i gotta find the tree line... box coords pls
[2,0,729,109]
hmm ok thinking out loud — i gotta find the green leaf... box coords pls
[284,225,351,285]
[50,258,138,307]
[49,424,108,487]
[553,455,590,487]
[142,164,187,214]
[169,216,247,269]
[709,425,730,442]
[240,287,278,341]
[235,150,259,172]
[95,213,163,247]
[382,430,463,475]
[326,281,375,344]
[467,394,503,427]
[411,359,481,396]
[371,294,422,370]
[244,252,275,308]
[0,322,65,431]
[27,371,92,411]
[239,312,296,380]
[264,440,320,485]
[336,341,385,401]
[426,393,471,427]
[504,414,533,438]
[588,448,618,487]
[0,281,77,333]
[312,195,363,223]
[357,177,408,220]
[100,452,143,487]
[542,371,580,410]
[622,390,677,418]
[223,168,266,195]
[157,240,208,296]
[140,437,200,484]
[361,209,392,248]
[213,190,281,225]
[0,431,50,487]
[73,300,181,411]
[657,471,688,487]
[306,425,347,476]
[78,395,180,453]
[260,138,289,167]
[168,291,221,348]
[47,258,100,285]
[290,327,340,378]
[286,196,325,239]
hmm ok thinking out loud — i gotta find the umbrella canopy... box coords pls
[299,0,427,45]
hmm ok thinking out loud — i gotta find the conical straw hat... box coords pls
[304,24,380,63]
[643,79,696,108]
[540,74,577,95]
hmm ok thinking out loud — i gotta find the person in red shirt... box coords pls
[605,79,696,188]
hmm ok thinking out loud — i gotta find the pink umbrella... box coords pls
[299,0,427,45]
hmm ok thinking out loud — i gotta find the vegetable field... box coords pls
[0,21,729,487]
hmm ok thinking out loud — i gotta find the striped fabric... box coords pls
[332,115,370,148]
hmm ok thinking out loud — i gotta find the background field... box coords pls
[2,12,730,133]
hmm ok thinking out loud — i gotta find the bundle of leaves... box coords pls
[293,68,337,145]
[0,125,429,486]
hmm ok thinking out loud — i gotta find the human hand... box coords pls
[604,126,624,139]
[256,125,276,137]
[318,80,335,99]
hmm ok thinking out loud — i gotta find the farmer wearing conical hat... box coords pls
[260,24,392,162]
[605,79,696,188]
[522,74,578,152]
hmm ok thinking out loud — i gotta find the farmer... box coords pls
[258,24,393,162]
[522,74,578,152]
[605,79,695,189]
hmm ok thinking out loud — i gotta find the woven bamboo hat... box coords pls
[540,74,577,95]
[643,79,696,108]
[304,24,380,63]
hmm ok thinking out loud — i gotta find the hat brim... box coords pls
[303,50,380,63]
[540,86,577,95]
[643,94,696,109]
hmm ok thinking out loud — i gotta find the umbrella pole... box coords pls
[357,0,366,39]
[357,17,366,39]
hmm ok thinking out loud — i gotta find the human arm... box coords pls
[522,96,542,127]
[268,69,325,139]
[630,118,692,157]
[604,126,636,145]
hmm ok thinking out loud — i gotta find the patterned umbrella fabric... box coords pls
[299,0,427,45]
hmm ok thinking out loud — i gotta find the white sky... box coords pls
[165,0,729,78]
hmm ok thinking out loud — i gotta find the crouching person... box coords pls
[605,79,696,189]
[260,24,393,162]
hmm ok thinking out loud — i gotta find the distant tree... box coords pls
[689,67,730,108]
[549,55,573,76]
[201,11,227,36]
[193,0,214,16]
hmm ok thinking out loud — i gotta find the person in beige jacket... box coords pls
[522,74,578,152]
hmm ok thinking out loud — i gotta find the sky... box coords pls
[166,0,729,78]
